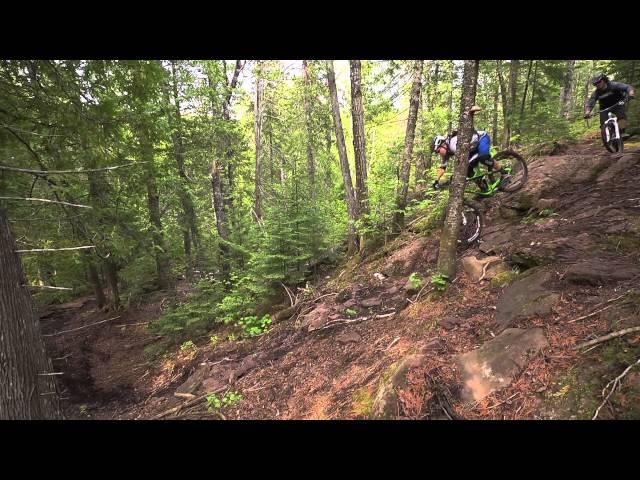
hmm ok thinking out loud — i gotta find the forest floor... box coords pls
[41,134,640,420]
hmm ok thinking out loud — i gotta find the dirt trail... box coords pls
[41,136,640,420]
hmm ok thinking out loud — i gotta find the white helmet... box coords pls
[432,135,447,152]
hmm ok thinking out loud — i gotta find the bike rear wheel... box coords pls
[458,201,483,245]
[493,150,528,193]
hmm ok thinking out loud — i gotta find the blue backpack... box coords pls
[476,131,491,156]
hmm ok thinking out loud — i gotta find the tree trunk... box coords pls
[326,60,359,254]
[302,60,316,202]
[447,63,454,133]
[0,208,63,419]
[520,60,534,120]
[496,60,510,148]
[423,61,439,177]
[415,150,426,194]
[169,61,198,280]
[349,60,369,251]
[210,159,230,280]
[560,60,576,119]
[140,128,172,291]
[492,78,499,143]
[104,258,120,310]
[530,61,539,111]
[393,60,423,233]
[254,62,265,222]
[206,62,240,283]
[436,60,480,280]
[86,254,106,308]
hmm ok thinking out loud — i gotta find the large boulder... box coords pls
[461,255,507,282]
[494,268,559,331]
[564,259,640,286]
[456,328,549,402]
[175,365,211,396]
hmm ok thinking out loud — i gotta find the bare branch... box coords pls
[42,316,121,337]
[592,358,640,420]
[0,197,92,208]
[574,325,640,351]
[16,246,95,253]
[567,291,631,324]
[0,162,146,175]
[22,285,73,291]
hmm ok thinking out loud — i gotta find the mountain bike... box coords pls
[457,150,528,244]
[596,99,628,154]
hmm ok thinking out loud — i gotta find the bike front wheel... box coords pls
[493,150,528,193]
[458,201,483,245]
[602,124,624,153]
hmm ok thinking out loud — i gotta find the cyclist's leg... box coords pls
[468,155,487,191]
[600,110,608,130]
[615,104,628,136]
[433,156,449,188]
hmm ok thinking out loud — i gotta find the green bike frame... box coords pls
[464,164,513,196]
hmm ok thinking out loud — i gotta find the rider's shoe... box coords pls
[432,180,440,190]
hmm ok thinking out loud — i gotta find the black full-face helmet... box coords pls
[591,72,609,86]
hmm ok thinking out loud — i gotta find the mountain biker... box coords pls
[431,106,503,190]
[584,73,635,139]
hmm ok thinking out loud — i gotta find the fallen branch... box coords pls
[17,245,95,253]
[0,196,92,208]
[0,162,146,175]
[42,316,121,337]
[37,372,64,376]
[566,290,631,324]
[384,337,401,351]
[574,325,640,351]
[487,392,520,410]
[592,358,640,420]
[316,312,395,331]
[281,282,294,307]
[314,292,338,302]
[209,357,234,366]
[115,322,150,327]
[22,284,72,291]
[152,385,227,420]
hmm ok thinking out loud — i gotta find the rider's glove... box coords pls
[583,111,592,119]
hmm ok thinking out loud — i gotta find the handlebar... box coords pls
[585,97,631,119]
[598,99,628,113]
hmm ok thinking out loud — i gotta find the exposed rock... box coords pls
[386,285,400,295]
[336,332,362,344]
[360,297,382,308]
[456,328,549,402]
[342,299,357,309]
[440,317,462,330]
[372,354,428,419]
[229,355,259,383]
[175,365,211,395]
[564,259,639,286]
[536,198,558,210]
[495,268,559,331]
[302,303,332,331]
[461,255,507,282]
